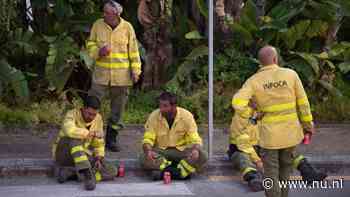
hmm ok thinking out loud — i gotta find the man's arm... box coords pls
[232,79,254,119]
[91,115,105,158]
[86,23,99,60]
[185,114,203,160]
[128,25,142,83]
[62,110,90,139]
[294,73,314,133]
[142,117,157,160]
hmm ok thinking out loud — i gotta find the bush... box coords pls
[313,97,350,122]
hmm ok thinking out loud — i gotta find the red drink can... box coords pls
[118,163,125,177]
[302,133,311,145]
[163,172,171,184]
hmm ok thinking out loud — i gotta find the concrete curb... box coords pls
[1,154,350,177]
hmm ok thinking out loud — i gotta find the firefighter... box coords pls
[232,45,318,197]
[86,0,142,152]
[139,92,208,180]
[52,96,117,191]
[227,102,264,192]
[227,101,327,192]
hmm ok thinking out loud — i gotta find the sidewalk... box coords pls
[0,124,349,176]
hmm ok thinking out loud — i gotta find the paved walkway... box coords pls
[0,124,349,159]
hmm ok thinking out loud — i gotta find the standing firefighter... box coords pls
[140,92,208,180]
[228,101,327,192]
[232,46,318,197]
[52,96,117,191]
[87,0,142,152]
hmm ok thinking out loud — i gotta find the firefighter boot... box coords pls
[243,171,264,192]
[105,125,120,152]
[79,169,96,191]
[57,167,76,183]
[298,158,327,183]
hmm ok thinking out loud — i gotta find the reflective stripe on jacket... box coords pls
[87,18,141,86]
[232,64,313,149]
[143,107,202,151]
[52,109,105,159]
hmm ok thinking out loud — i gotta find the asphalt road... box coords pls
[0,175,349,197]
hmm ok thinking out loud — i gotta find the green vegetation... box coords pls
[0,0,350,127]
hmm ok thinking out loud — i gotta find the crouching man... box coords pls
[228,104,327,192]
[140,92,208,180]
[52,96,117,190]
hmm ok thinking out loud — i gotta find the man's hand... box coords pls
[94,131,104,139]
[304,122,315,134]
[94,156,103,170]
[188,148,200,161]
[143,143,156,161]
[188,144,201,161]
[99,44,111,57]
[255,112,264,120]
[87,130,96,138]
[305,126,315,134]
[145,150,157,161]
[255,160,264,173]
[131,72,140,83]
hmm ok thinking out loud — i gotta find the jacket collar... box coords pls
[102,17,125,30]
[158,107,182,128]
[258,64,279,72]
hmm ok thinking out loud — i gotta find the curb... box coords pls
[1,154,350,177]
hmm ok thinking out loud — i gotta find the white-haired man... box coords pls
[87,0,142,152]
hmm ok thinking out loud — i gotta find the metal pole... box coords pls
[208,0,214,160]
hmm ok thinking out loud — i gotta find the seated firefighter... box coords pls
[227,101,327,192]
[140,92,208,180]
[52,96,117,190]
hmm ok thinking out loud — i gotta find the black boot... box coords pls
[57,167,76,183]
[298,158,327,183]
[227,144,239,159]
[79,169,96,191]
[105,125,120,152]
[243,171,264,192]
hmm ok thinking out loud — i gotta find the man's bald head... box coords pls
[258,46,278,66]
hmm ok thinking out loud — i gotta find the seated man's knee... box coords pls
[68,139,84,147]
[198,149,208,164]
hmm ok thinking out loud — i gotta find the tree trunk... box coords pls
[254,0,265,24]
[137,0,173,89]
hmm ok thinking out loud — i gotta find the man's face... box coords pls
[103,4,118,26]
[81,107,98,123]
[159,100,176,119]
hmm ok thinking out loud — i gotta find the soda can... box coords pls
[118,163,125,177]
[163,172,171,184]
[302,133,311,145]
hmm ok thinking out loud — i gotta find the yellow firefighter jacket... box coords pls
[86,18,141,86]
[229,108,260,162]
[52,109,105,159]
[143,107,203,151]
[232,64,313,149]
